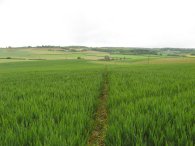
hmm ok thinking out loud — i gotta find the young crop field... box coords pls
[0,59,194,146]
[0,60,104,145]
[106,64,195,146]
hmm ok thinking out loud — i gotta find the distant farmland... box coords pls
[1,47,195,64]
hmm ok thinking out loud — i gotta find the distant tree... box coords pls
[191,53,195,56]
[104,55,110,61]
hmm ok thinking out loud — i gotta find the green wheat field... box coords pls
[0,47,194,146]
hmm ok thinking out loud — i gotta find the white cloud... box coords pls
[0,0,195,47]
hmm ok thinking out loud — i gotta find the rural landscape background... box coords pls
[0,46,194,145]
[1,0,195,145]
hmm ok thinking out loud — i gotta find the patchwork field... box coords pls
[0,56,194,145]
[0,48,167,63]
[0,48,109,61]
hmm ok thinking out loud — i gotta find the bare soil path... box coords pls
[88,67,109,146]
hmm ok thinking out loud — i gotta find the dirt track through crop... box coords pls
[88,67,108,146]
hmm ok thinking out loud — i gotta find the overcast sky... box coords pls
[0,0,195,48]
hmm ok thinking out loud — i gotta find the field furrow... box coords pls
[88,67,109,146]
